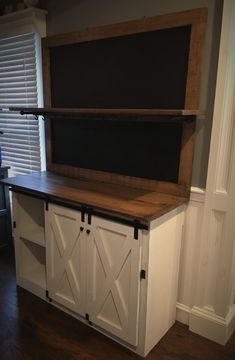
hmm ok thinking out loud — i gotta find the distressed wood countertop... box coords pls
[1,171,187,223]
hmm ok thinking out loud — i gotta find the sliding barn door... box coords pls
[46,204,86,316]
[86,216,142,346]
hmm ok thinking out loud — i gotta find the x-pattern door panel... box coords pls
[87,216,141,346]
[46,204,86,315]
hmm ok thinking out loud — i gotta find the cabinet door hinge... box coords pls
[81,206,86,222]
[87,208,92,225]
[85,313,93,325]
[46,290,52,302]
[133,220,140,240]
[140,269,146,280]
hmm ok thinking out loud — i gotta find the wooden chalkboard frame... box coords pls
[41,8,207,197]
[42,8,207,111]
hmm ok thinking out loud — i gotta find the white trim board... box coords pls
[176,186,205,326]
[176,302,235,345]
[189,305,235,345]
[177,184,235,345]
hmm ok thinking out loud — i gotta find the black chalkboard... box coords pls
[50,25,191,109]
[52,118,183,183]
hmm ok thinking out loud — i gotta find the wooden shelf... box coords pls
[20,227,45,247]
[8,107,204,119]
[18,237,47,298]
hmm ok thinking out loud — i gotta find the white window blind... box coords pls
[0,32,44,176]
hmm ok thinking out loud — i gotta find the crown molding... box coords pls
[0,7,47,38]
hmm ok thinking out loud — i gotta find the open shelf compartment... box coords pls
[17,237,46,298]
[14,193,45,247]
[13,192,47,299]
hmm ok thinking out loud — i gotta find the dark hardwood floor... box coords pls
[0,247,235,360]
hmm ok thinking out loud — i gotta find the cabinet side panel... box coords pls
[144,206,185,355]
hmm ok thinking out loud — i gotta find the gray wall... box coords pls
[40,0,223,188]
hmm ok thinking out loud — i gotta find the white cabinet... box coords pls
[46,204,141,346]
[13,194,185,357]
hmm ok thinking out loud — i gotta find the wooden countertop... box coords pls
[0,171,187,223]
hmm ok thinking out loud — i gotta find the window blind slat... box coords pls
[2,148,41,155]
[0,71,36,80]
[0,120,38,124]
[0,87,37,94]
[0,33,42,176]
[1,133,39,139]
[0,78,36,86]
[0,120,38,125]
[3,155,41,163]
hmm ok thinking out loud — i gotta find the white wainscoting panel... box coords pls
[177,1,235,346]
[176,187,205,325]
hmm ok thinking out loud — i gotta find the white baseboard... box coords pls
[189,305,235,345]
[176,302,190,325]
[177,187,235,345]
[176,303,235,345]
